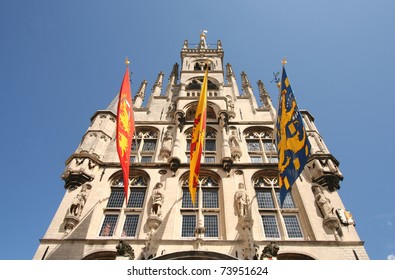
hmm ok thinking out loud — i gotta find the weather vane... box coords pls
[271,72,280,84]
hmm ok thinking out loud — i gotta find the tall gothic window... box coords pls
[253,175,303,240]
[185,127,217,163]
[244,127,277,164]
[130,128,158,163]
[180,175,220,238]
[99,175,148,238]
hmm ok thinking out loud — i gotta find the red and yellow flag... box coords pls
[188,66,208,205]
[116,64,135,204]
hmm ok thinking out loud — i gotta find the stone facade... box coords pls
[33,34,368,260]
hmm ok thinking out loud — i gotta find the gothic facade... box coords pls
[33,34,368,260]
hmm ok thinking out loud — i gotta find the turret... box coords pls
[133,80,147,108]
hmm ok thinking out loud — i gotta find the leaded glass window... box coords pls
[203,188,218,208]
[244,127,277,163]
[131,129,158,163]
[261,215,280,238]
[205,139,216,151]
[141,156,152,163]
[256,189,275,208]
[204,156,215,163]
[284,216,303,238]
[182,188,198,208]
[204,215,218,237]
[247,140,261,152]
[107,189,124,208]
[254,175,303,241]
[127,188,146,208]
[142,139,156,151]
[251,156,263,163]
[182,215,196,237]
[122,215,139,237]
[99,214,118,237]
[275,191,295,209]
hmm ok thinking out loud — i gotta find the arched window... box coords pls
[180,174,220,238]
[185,105,216,121]
[252,174,303,240]
[99,174,148,238]
[244,127,277,164]
[131,128,158,163]
[185,127,217,163]
[185,78,219,98]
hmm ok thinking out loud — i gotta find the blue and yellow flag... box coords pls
[276,65,311,207]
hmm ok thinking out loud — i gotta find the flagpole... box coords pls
[270,59,286,164]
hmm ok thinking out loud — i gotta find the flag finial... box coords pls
[282,57,287,65]
[125,57,130,66]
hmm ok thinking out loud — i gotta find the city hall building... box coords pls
[33,34,369,260]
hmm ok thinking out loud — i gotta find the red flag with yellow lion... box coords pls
[116,65,135,204]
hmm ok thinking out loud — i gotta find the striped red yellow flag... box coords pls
[116,64,135,204]
[188,66,209,205]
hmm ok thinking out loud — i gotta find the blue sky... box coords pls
[0,0,394,260]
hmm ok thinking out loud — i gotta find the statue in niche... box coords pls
[69,185,87,217]
[313,185,334,220]
[175,112,185,132]
[151,183,164,216]
[161,128,173,150]
[219,112,229,130]
[235,183,249,217]
[227,98,235,112]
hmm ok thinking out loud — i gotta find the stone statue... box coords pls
[235,183,249,217]
[313,185,334,220]
[69,186,87,217]
[260,242,280,259]
[162,128,173,149]
[116,240,135,259]
[219,112,228,130]
[151,183,164,216]
[175,112,185,132]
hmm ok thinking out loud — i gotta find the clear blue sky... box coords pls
[0,0,394,260]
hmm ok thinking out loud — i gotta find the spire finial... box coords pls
[125,57,130,66]
[282,57,287,65]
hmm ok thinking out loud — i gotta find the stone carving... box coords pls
[68,185,87,217]
[219,112,228,130]
[159,127,173,159]
[235,183,249,218]
[63,184,91,232]
[260,242,280,259]
[312,185,341,237]
[308,156,344,191]
[116,240,135,259]
[312,185,334,220]
[175,112,185,132]
[151,183,165,216]
[229,129,242,161]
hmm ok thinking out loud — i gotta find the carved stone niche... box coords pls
[62,170,94,190]
[63,184,91,232]
[63,216,79,233]
[308,155,343,192]
[159,126,173,159]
